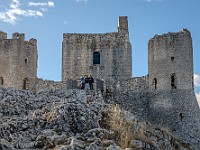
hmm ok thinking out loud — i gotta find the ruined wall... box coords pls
[112,29,200,148]
[35,78,64,92]
[0,32,38,91]
[62,16,132,91]
[148,90,200,149]
[116,76,148,93]
[113,76,149,118]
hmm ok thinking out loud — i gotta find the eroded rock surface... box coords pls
[0,87,194,149]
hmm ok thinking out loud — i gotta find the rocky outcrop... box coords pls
[0,87,194,149]
[101,105,192,149]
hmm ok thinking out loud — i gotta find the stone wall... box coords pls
[148,90,200,149]
[112,76,149,118]
[0,32,38,91]
[35,78,64,92]
[147,29,200,149]
[62,16,132,91]
[116,76,148,93]
[35,78,82,92]
[148,29,194,91]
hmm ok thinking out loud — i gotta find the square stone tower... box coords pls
[0,31,38,90]
[148,29,194,91]
[62,16,132,91]
[148,29,200,148]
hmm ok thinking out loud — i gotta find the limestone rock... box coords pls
[0,87,195,149]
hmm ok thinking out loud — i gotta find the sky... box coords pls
[0,0,200,103]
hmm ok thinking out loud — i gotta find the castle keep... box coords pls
[0,16,200,148]
[62,16,132,90]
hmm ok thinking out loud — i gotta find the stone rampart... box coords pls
[116,76,148,93]
[112,76,149,119]
[36,78,64,92]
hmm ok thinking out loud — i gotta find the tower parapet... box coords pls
[28,38,37,46]
[12,32,25,41]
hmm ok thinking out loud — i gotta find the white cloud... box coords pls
[194,73,200,87]
[0,0,54,25]
[195,92,200,107]
[28,2,55,7]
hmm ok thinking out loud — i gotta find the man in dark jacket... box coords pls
[89,75,94,90]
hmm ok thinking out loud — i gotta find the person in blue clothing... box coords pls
[80,76,85,89]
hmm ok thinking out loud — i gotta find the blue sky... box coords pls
[0,0,200,100]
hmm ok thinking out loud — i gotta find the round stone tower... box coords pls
[148,29,200,149]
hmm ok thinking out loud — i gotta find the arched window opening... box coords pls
[93,52,100,65]
[171,73,176,89]
[23,78,28,90]
[0,77,4,85]
[153,78,157,89]
[25,58,28,65]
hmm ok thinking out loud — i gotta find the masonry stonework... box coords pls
[62,16,132,91]
[0,16,200,149]
[148,29,194,91]
[147,29,200,148]
[113,28,200,149]
[0,31,38,91]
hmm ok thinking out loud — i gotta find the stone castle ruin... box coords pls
[62,16,131,91]
[0,16,200,148]
[0,31,37,91]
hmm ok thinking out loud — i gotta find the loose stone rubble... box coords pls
[0,87,193,149]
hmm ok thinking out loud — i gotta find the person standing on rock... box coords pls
[85,75,90,91]
[81,76,85,89]
[89,75,94,90]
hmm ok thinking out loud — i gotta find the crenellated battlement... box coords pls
[12,32,25,40]
[28,38,37,46]
[0,31,37,42]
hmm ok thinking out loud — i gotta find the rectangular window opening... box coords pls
[93,52,100,64]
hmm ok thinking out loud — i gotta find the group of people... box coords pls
[81,75,94,90]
